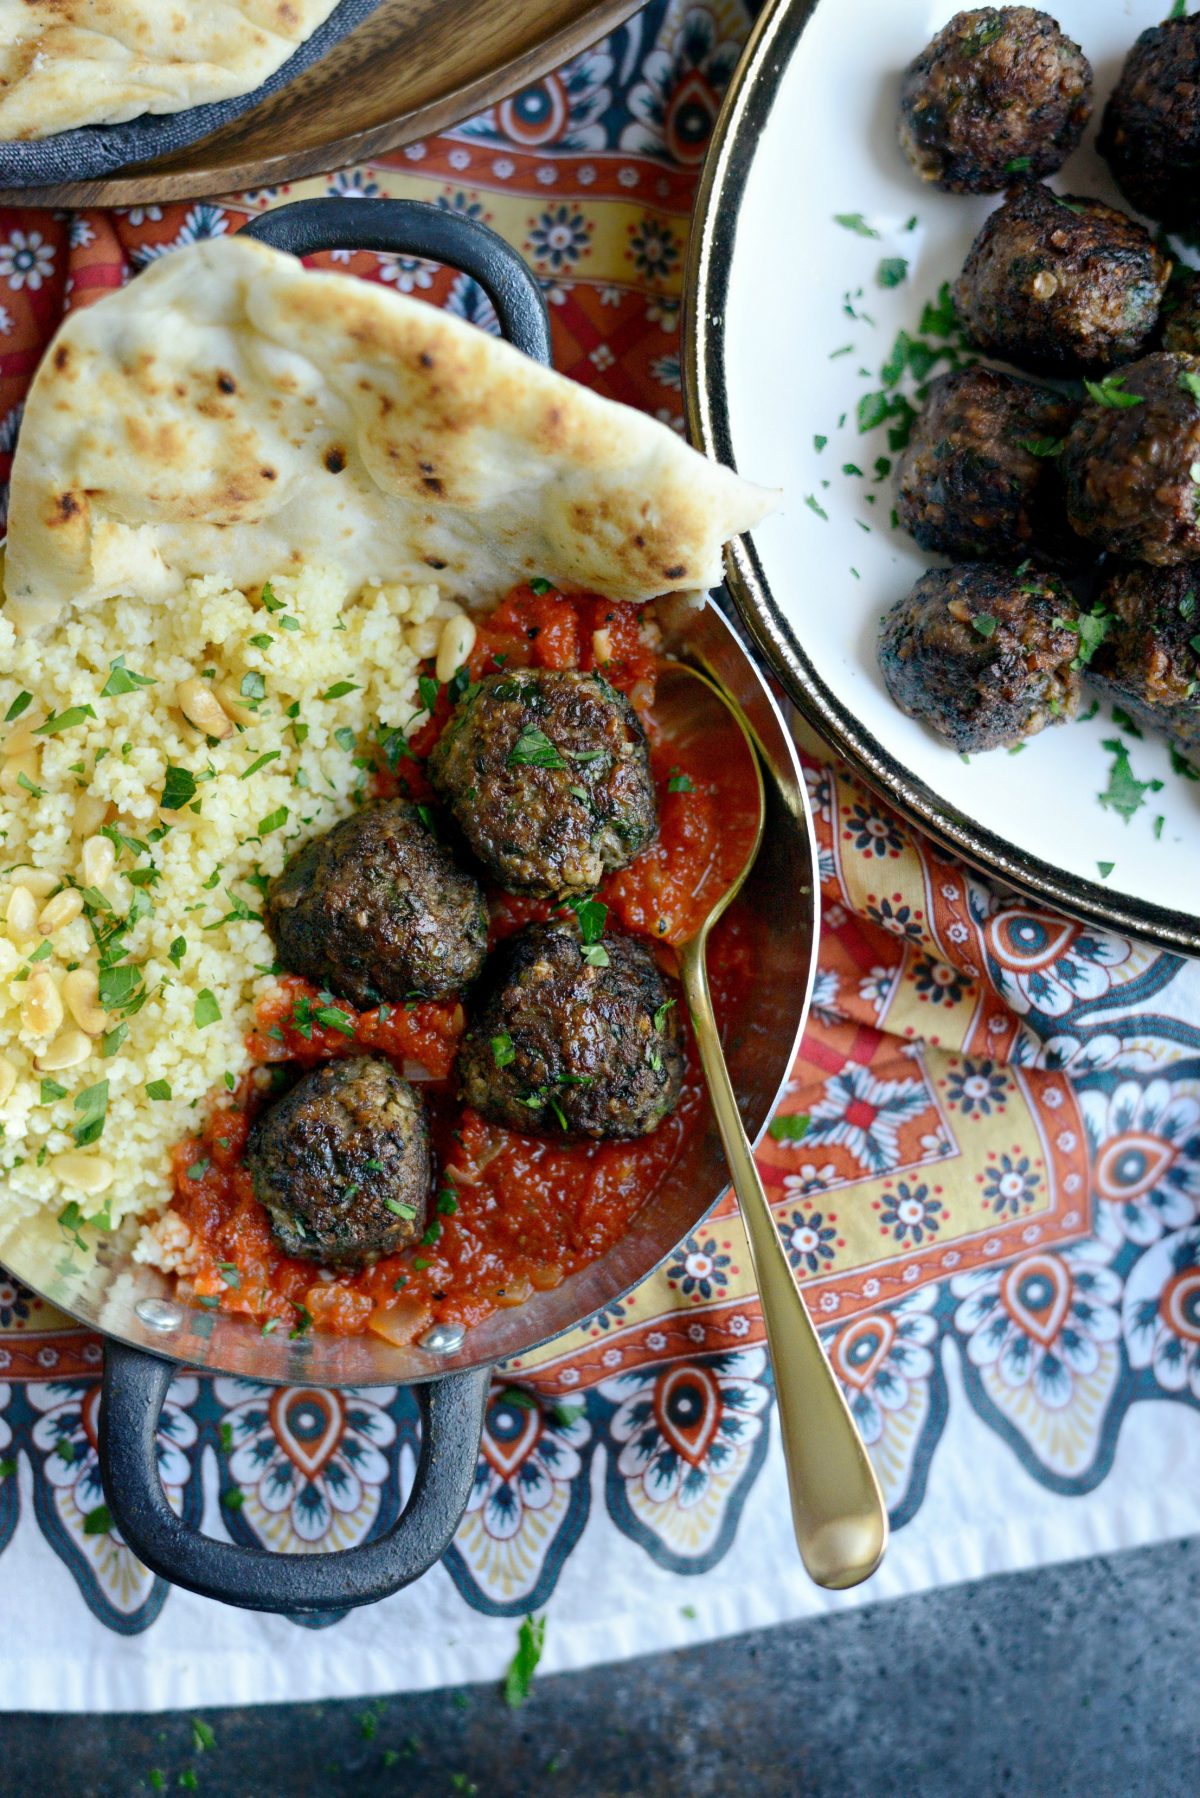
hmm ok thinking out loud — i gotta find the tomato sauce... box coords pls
[168,590,759,1341]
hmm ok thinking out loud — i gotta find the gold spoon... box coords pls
[656,657,888,1590]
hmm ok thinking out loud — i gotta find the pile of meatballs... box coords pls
[880,4,1200,757]
[243,665,685,1272]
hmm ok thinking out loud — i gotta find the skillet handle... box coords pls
[238,196,552,366]
[99,1342,490,1613]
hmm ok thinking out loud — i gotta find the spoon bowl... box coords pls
[654,654,889,1592]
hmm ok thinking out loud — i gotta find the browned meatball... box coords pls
[264,799,488,1007]
[457,921,683,1140]
[1088,563,1200,754]
[899,7,1092,194]
[895,365,1078,561]
[1162,270,1200,356]
[429,668,657,899]
[1100,14,1200,229]
[1061,352,1200,564]
[246,1056,431,1267]
[878,563,1081,752]
[954,184,1170,376]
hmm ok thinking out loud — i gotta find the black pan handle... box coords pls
[98,197,550,1611]
[100,1344,490,1613]
[239,196,552,366]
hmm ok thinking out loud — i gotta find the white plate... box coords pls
[687,0,1200,953]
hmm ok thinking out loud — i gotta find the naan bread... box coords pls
[0,1,340,141]
[3,235,774,632]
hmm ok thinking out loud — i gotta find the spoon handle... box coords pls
[679,937,888,1590]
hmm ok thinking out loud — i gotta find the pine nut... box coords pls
[35,1028,92,1071]
[6,884,37,939]
[214,679,255,721]
[3,717,40,756]
[80,834,116,888]
[51,1151,114,1196]
[63,968,106,1036]
[0,1055,16,1105]
[592,627,613,664]
[21,968,64,1036]
[0,940,19,977]
[73,793,109,838]
[7,865,58,898]
[1032,271,1059,300]
[38,889,84,936]
[435,614,477,684]
[0,752,38,798]
[177,678,234,739]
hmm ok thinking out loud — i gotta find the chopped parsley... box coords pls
[1020,436,1064,459]
[508,725,566,769]
[193,989,221,1029]
[1097,861,1115,879]
[876,257,908,288]
[168,936,187,967]
[971,615,997,639]
[1083,374,1142,409]
[654,999,676,1033]
[39,1078,67,1103]
[240,750,281,779]
[1053,606,1111,669]
[491,1033,516,1069]
[769,1113,811,1142]
[100,656,156,697]
[36,704,96,736]
[833,212,880,239]
[322,680,360,701]
[72,1080,109,1147]
[418,674,440,713]
[1179,369,1200,402]
[503,1615,547,1708]
[145,1080,172,1101]
[528,577,554,595]
[1005,155,1032,174]
[1098,739,1163,824]
[160,766,198,810]
[4,691,32,724]
[805,494,829,521]
[256,805,288,836]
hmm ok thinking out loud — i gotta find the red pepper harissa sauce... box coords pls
[169,590,760,1341]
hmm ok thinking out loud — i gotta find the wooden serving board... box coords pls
[0,0,642,208]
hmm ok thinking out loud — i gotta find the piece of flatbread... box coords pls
[3,235,775,632]
[0,1,340,141]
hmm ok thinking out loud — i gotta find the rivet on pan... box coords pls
[135,1297,184,1333]
[418,1322,466,1354]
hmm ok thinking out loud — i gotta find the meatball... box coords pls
[1087,563,1200,755]
[457,921,683,1140]
[264,799,488,1007]
[898,7,1091,195]
[1100,14,1200,229]
[1061,352,1200,564]
[895,365,1077,562]
[429,668,657,898]
[954,183,1170,376]
[878,563,1081,752]
[1162,271,1200,356]
[246,1056,431,1267]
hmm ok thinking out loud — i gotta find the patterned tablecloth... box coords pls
[2,0,1200,1712]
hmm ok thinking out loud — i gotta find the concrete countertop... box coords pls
[4,1536,1196,1796]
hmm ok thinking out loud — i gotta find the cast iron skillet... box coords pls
[0,198,818,1613]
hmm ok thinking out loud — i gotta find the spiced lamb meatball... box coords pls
[898,7,1092,194]
[1162,270,1200,356]
[895,365,1077,561]
[1087,563,1200,755]
[878,563,1081,752]
[1061,352,1200,564]
[264,799,488,1007]
[1100,13,1200,229]
[429,667,657,898]
[246,1056,431,1267]
[954,183,1170,375]
[458,921,684,1140]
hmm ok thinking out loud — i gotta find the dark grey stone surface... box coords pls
[3,1538,1198,1797]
